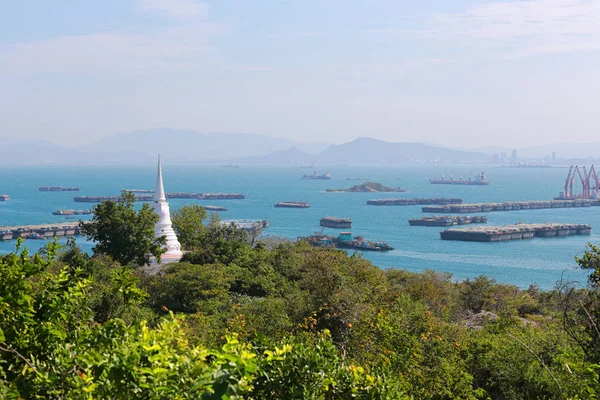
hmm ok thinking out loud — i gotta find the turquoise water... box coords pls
[0,164,594,290]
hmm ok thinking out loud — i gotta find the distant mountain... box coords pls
[233,137,489,164]
[314,137,487,163]
[80,129,329,160]
[0,137,154,165]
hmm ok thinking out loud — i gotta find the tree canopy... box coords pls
[79,191,165,266]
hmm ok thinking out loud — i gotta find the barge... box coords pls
[275,201,310,208]
[300,232,393,251]
[74,192,245,202]
[39,186,80,191]
[430,172,489,186]
[220,219,269,231]
[124,189,154,193]
[203,206,227,212]
[53,209,92,216]
[320,216,352,229]
[409,215,487,227]
[440,223,591,242]
[0,223,81,241]
[0,194,9,201]
[367,198,462,206]
[422,199,600,214]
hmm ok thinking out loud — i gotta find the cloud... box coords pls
[422,0,600,58]
[139,0,208,19]
[0,23,225,76]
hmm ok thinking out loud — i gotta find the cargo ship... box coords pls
[320,217,352,229]
[302,170,331,180]
[300,232,393,251]
[0,194,9,201]
[221,164,239,168]
[430,172,489,186]
[409,215,487,227]
[39,186,80,191]
[52,209,92,216]
[275,201,310,208]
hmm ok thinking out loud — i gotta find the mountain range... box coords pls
[0,130,491,165]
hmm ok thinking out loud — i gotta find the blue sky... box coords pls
[1,0,599,148]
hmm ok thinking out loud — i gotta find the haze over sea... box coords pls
[0,164,594,290]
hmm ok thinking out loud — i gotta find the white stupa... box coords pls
[154,154,182,261]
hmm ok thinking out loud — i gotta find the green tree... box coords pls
[171,204,208,250]
[79,191,165,266]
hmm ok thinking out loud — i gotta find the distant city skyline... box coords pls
[1,0,599,148]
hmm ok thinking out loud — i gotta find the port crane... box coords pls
[562,165,600,199]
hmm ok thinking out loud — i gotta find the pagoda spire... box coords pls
[152,154,182,261]
[154,154,166,202]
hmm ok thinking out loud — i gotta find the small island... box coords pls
[326,182,407,193]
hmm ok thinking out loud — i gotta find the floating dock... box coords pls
[320,217,352,229]
[422,199,600,214]
[275,201,310,208]
[409,215,487,227]
[440,223,591,242]
[367,198,462,206]
[0,222,81,241]
[53,209,92,215]
[39,186,80,192]
[74,192,245,202]
[204,206,227,212]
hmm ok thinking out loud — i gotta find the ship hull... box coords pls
[430,180,489,185]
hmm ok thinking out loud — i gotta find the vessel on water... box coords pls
[320,217,352,229]
[301,232,393,251]
[300,163,316,169]
[220,219,269,231]
[39,186,80,191]
[0,194,9,201]
[204,206,227,212]
[409,215,487,227]
[275,201,310,208]
[302,170,331,180]
[1,230,13,240]
[346,178,371,181]
[430,172,489,186]
[124,189,154,193]
[222,164,239,168]
[53,209,92,216]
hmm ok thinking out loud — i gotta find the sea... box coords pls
[0,164,595,290]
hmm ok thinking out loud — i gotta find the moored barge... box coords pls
[409,215,487,227]
[53,209,92,216]
[204,206,227,212]
[440,223,591,242]
[300,232,393,251]
[320,216,352,229]
[422,199,600,214]
[368,198,462,206]
[39,186,80,191]
[275,201,310,208]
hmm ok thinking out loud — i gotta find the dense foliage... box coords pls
[79,191,166,266]
[2,213,600,398]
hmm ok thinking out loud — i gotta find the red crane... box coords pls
[562,165,598,199]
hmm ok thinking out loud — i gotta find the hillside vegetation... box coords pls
[326,182,407,193]
[1,203,599,398]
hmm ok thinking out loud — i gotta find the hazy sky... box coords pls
[1,0,599,148]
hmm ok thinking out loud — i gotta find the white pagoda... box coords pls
[153,154,182,261]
